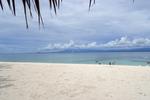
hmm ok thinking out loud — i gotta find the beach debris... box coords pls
[146,61,150,64]
[109,62,112,65]
[98,63,101,65]
[95,60,103,65]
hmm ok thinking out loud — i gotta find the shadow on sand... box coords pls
[0,64,15,89]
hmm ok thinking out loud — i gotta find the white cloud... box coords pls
[44,40,98,49]
[103,37,150,47]
[43,37,150,50]
[46,40,75,49]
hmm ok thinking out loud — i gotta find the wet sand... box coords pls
[0,62,150,100]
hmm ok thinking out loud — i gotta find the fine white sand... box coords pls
[0,62,150,100]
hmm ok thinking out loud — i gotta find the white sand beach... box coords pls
[0,62,150,100]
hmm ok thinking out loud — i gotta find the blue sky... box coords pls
[0,0,150,53]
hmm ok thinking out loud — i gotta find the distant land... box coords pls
[36,47,150,54]
[0,47,149,54]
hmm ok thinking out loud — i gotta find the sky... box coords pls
[0,0,150,53]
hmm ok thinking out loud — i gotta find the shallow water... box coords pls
[0,52,150,66]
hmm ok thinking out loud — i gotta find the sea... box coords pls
[0,52,150,66]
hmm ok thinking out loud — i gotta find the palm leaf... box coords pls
[7,0,12,11]
[0,0,3,10]
[0,0,95,28]
[12,0,16,15]
[89,0,95,10]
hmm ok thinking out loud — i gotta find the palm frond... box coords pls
[0,0,94,28]
[89,0,95,10]
[0,0,3,10]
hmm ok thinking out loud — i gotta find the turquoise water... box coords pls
[0,52,150,66]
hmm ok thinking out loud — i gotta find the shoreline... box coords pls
[0,61,149,68]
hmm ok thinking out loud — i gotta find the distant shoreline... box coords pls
[0,51,150,54]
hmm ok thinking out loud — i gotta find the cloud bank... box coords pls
[44,37,150,50]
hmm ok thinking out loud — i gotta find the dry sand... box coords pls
[0,62,150,100]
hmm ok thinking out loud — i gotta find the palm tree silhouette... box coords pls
[0,0,134,28]
[0,0,95,28]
